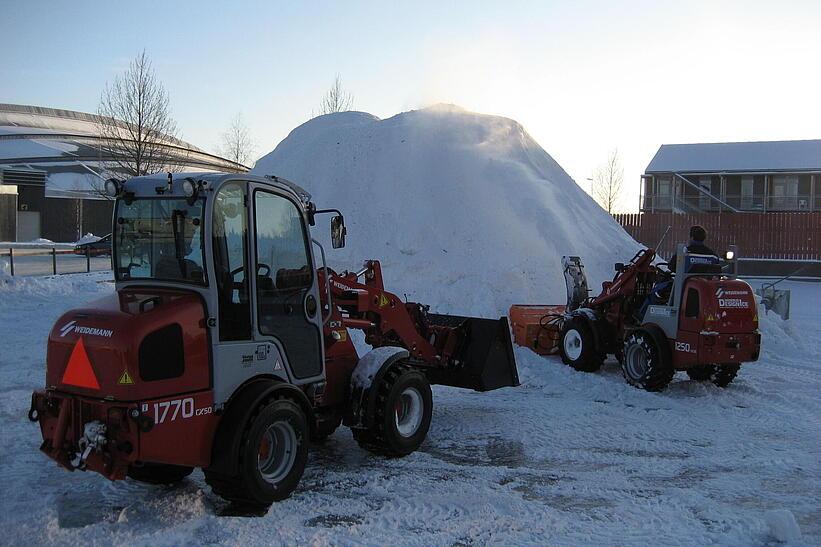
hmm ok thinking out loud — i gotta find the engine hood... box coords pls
[46,288,209,402]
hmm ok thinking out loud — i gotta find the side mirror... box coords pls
[331,215,346,249]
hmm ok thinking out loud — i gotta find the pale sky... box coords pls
[2,0,819,212]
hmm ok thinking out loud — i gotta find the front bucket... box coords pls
[427,314,520,392]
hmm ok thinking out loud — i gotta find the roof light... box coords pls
[104,178,121,197]
[182,179,196,197]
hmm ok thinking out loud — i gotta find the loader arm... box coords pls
[317,260,519,391]
[590,248,658,307]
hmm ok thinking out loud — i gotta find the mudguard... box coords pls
[639,323,673,365]
[205,378,313,477]
[344,347,409,429]
[567,308,607,354]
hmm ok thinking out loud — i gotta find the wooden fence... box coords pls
[613,212,821,260]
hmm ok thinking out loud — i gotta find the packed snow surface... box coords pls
[0,274,819,545]
[1,109,818,544]
[253,105,640,317]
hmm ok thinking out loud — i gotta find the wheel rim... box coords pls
[395,387,424,438]
[563,329,583,361]
[257,420,297,484]
[625,341,650,379]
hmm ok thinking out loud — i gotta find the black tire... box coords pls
[310,413,342,443]
[204,396,308,506]
[352,364,433,457]
[687,363,739,387]
[127,463,193,485]
[621,329,674,391]
[559,318,603,372]
[686,365,713,382]
[711,364,740,387]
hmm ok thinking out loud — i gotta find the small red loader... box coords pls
[509,246,761,391]
[29,173,519,507]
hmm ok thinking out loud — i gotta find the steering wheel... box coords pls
[230,263,271,278]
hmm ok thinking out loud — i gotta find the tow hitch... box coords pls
[73,420,107,470]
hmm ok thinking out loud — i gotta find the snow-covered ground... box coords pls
[0,273,818,546]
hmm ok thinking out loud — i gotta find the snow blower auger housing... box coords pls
[29,173,518,507]
[509,246,760,391]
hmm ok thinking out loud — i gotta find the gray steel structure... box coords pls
[0,104,248,242]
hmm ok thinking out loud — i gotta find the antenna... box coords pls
[655,225,672,252]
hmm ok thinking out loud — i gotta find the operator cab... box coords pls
[109,173,346,407]
[643,243,742,338]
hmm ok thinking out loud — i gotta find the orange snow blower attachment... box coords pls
[508,305,566,355]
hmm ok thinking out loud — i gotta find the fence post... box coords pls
[86,247,91,273]
[8,248,13,276]
[52,247,57,275]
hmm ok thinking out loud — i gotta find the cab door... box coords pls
[675,283,702,367]
[250,186,324,382]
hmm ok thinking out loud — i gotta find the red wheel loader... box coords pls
[29,173,519,507]
[509,246,760,391]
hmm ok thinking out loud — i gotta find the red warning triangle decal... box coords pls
[61,337,100,390]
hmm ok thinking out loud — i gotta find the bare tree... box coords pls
[592,149,624,214]
[318,74,353,115]
[97,50,181,179]
[219,113,256,167]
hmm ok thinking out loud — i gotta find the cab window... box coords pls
[213,183,251,341]
[254,191,313,334]
[685,288,700,318]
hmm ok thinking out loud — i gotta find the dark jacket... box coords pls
[669,240,716,272]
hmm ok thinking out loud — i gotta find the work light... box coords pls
[104,178,121,197]
[182,179,196,197]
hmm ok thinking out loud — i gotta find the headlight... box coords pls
[182,179,195,197]
[104,179,121,197]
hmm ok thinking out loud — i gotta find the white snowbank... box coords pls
[0,240,75,249]
[74,233,101,245]
[765,509,802,543]
[253,105,640,318]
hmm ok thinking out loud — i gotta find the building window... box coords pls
[656,176,672,209]
[741,176,754,209]
[771,175,798,210]
[699,176,712,210]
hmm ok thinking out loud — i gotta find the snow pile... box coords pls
[253,105,640,317]
[764,509,802,544]
[0,269,110,297]
[74,233,101,245]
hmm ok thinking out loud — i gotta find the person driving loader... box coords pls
[668,225,716,272]
[638,225,717,319]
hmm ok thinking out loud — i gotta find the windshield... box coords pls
[114,198,206,285]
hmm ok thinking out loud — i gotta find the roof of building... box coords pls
[646,139,821,174]
[0,103,197,149]
[0,104,248,198]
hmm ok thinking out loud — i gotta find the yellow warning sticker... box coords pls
[336,329,348,342]
[118,369,134,385]
[377,294,390,308]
